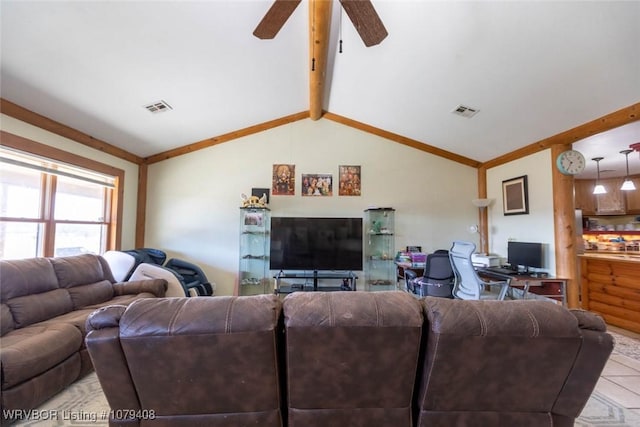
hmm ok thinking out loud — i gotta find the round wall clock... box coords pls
[556,150,586,175]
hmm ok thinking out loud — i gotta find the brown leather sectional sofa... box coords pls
[0,254,167,423]
[86,291,613,427]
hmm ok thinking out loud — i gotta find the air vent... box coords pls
[143,100,173,114]
[452,104,479,118]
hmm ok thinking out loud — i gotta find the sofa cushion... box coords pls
[50,254,109,288]
[0,322,82,388]
[1,304,15,336]
[6,289,73,329]
[0,258,59,301]
[67,279,114,309]
[40,309,102,336]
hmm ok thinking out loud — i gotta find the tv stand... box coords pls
[274,270,358,294]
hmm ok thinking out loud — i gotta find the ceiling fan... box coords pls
[253,0,388,47]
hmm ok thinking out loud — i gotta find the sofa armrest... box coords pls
[85,305,143,423]
[113,278,167,298]
[569,308,607,331]
[551,310,613,419]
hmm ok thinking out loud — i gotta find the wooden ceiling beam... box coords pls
[481,103,640,170]
[324,112,482,168]
[309,0,332,120]
[0,98,144,165]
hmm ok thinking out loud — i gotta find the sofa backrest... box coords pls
[85,292,613,427]
[283,291,423,427]
[415,298,599,427]
[50,254,115,309]
[0,254,116,333]
[1,257,71,332]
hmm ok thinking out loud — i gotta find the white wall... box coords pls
[0,114,140,249]
[146,119,480,295]
[486,149,557,273]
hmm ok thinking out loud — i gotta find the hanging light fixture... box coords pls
[592,157,607,195]
[620,149,636,191]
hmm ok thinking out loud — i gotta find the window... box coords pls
[0,132,124,259]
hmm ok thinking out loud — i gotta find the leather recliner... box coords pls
[86,295,283,427]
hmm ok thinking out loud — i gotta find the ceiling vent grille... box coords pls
[452,104,479,118]
[143,100,173,114]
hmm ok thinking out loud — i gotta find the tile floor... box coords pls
[596,326,640,418]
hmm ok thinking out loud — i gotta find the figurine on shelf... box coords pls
[241,193,268,208]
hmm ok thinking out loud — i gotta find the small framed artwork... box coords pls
[339,165,361,196]
[502,175,529,215]
[302,174,333,196]
[244,212,264,226]
[272,164,295,196]
[251,188,270,204]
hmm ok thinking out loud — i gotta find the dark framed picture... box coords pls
[502,175,529,215]
[251,188,270,204]
[301,174,332,196]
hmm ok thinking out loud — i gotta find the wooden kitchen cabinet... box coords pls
[596,178,626,214]
[625,177,640,214]
[574,179,596,215]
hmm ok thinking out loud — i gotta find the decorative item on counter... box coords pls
[241,192,268,208]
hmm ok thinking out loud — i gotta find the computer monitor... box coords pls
[507,241,544,272]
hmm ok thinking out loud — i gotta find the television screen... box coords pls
[507,241,544,270]
[270,217,363,271]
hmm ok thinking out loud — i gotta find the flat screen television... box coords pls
[270,217,363,271]
[507,241,544,271]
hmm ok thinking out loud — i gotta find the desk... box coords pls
[395,262,425,286]
[478,269,567,306]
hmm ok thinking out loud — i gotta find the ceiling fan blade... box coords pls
[339,0,388,47]
[253,0,302,39]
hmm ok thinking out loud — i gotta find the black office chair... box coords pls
[406,250,455,298]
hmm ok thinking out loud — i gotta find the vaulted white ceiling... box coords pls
[1,1,639,174]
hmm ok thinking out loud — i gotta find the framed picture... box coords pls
[301,174,333,196]
[272,164,295,196]
[339,165,361,196]
[251,188,270,204]
[502,175,529,215]
[244,212,264,226]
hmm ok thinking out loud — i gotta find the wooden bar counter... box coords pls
[579,253,640,334]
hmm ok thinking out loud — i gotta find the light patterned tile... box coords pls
[602,359,640,376]
[610,353,640,372]
[606,376,640,399]
[595,377,640,409]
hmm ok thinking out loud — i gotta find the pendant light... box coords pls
[592,157,606,195]
[620,149,636,191]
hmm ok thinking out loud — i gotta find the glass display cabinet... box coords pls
[238,207,272,295]
[364,207,396,291]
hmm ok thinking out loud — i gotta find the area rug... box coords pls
[10,330,640,427]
